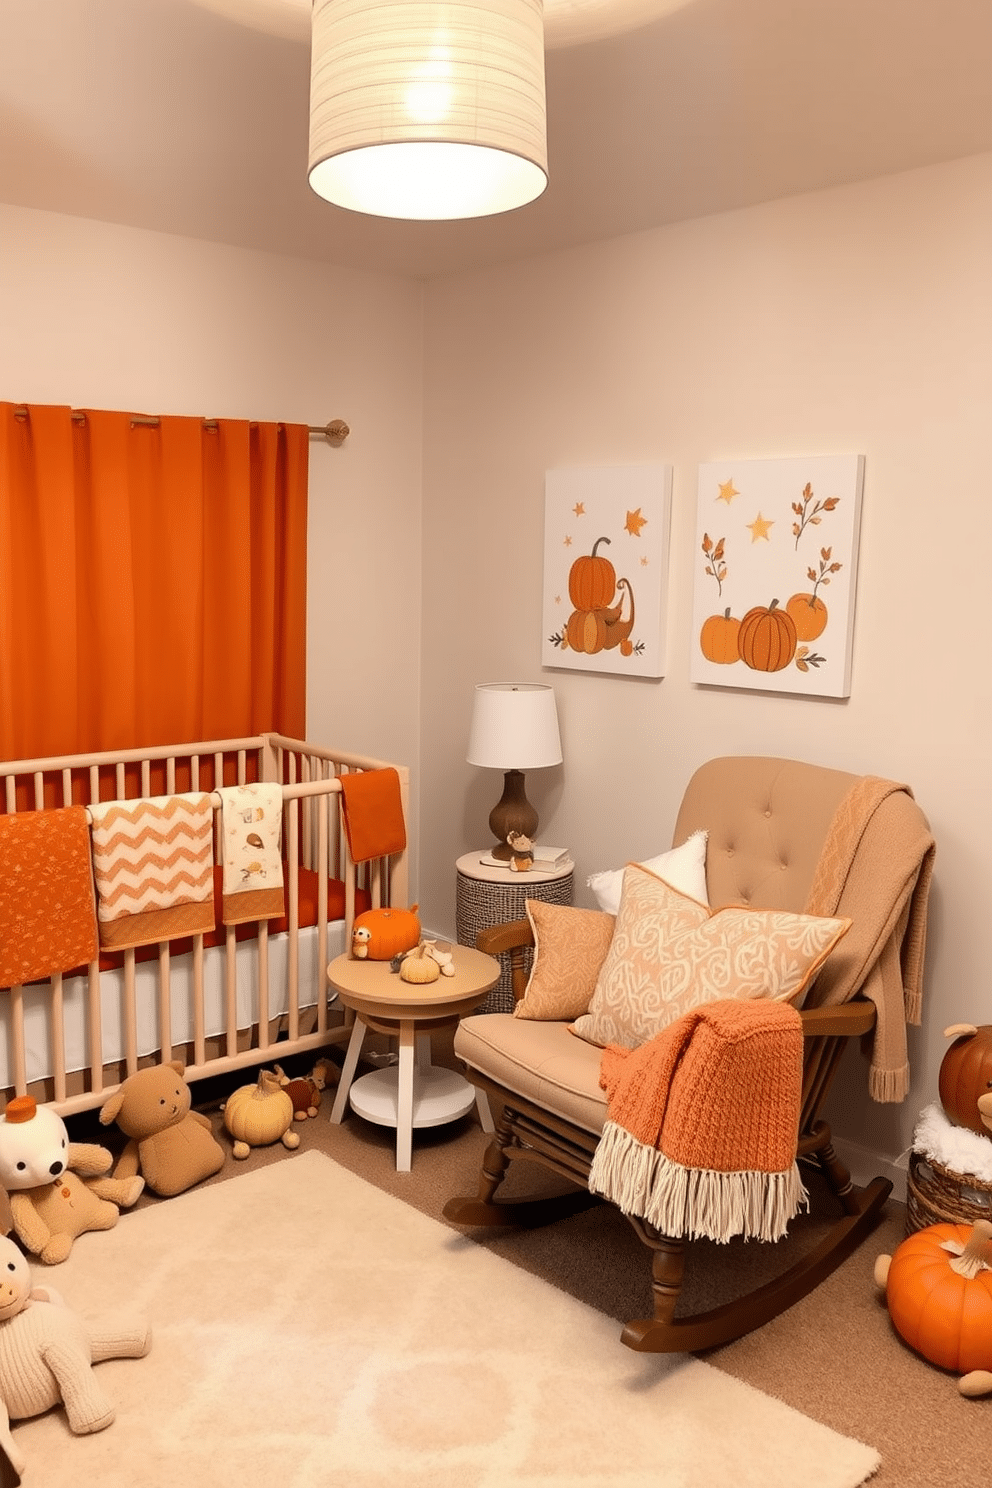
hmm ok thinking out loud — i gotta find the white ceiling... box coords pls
[2,0,991,280]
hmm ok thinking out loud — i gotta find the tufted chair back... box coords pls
[673,755,857,914]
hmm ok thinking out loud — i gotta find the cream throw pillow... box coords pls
[571,864,851,1049]
[587,830,708,916]
[513,901,617,1021]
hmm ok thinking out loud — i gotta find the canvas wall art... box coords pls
[690,454,864,698]
[543,465,672,678]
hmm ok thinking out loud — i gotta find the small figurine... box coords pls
[506,831,534,873]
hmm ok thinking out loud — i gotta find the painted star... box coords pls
[717,480,739,504]
[563,534,572,547]
[747,512,774,542]
[625,508,648,536]
[640,556,649,566]
[572,501,585,517]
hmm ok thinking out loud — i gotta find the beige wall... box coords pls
[0,201,425,876]
[421,152,992,1178]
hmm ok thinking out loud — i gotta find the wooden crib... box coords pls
[0,732,409,1116]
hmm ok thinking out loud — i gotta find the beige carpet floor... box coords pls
[57,1041,992,1486]
[13,1150,880,1488]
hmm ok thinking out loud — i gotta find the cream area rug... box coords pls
[12,1151,880,1487]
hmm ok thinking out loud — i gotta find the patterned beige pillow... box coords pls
[513,901,617,1021]
[571,864,850,1049]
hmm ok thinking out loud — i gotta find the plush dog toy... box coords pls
[0,1225,150,1477]
[97,1061,226,1197]
[274,1058,339,1121]
[0,1097,144,1264]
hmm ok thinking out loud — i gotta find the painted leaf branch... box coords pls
[795,646,827,672]
[701,532,728,595]
[807,546,843,601]
[792,483,840,548]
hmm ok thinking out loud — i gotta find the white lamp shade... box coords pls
[467,683,562,770]
[308,0,549,220]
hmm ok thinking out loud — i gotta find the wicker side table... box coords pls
[456,851,574,1014]
[906,1149,992,1235]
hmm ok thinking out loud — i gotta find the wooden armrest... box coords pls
[476,919,535,956]
[799,1001,876,1039]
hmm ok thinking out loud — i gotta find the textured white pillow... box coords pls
[587,830,708,916]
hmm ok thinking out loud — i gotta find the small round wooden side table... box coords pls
[456,851,574,1013]
[326,944,500,1172]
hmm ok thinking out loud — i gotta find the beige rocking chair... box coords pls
[444,756,935,1353]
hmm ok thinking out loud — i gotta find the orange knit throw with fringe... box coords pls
[589,998,807,1244]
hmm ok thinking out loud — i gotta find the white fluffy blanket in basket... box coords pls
[913,1102,992,1181]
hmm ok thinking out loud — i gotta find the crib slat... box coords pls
[87,962,104,1096]
[192,936,206,1068]
[50,974,67,1105]
[123,949,138,1074]
[9,986,26,1095]
[225,928,237,1057]
[158,944,172,1064]
[287,803,300,1041]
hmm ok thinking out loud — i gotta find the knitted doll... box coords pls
[0,1229,150,1477]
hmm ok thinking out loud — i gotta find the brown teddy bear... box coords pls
[0,1097,144,1265]
[98,1061,226,1197]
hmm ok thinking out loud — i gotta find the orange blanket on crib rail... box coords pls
[0,807,98,986]
[338,768,406,863]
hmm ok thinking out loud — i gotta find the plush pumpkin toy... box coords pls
[875,1218,992,1396]
[351,905,421,961]
[0,1097,144,1264]
[221,1069,301,1159]
[0,1225,150,1478]
[98,1061,226,1197]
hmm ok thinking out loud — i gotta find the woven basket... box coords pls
[906,1149,992,1236]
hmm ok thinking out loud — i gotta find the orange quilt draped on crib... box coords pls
[0,403,308,763]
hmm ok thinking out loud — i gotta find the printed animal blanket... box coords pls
[217,783,284,925]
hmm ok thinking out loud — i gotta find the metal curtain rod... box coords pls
[11,407,349,445]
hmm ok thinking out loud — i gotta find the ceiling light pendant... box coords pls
[308,0,549,220]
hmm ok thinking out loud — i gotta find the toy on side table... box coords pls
[274,1058,339,1120]
[97,1061,227,1196]
[0,1224,150,1478]
[221,1069,301,1159]
[0,1098,144,1265]
[351,905,421,961]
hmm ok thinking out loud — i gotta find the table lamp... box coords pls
[467,683,562,860]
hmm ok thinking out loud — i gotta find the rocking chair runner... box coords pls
[443,756,936,1354]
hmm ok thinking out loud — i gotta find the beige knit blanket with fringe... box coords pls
[589,999,807,1245]
[803,776,936,1102]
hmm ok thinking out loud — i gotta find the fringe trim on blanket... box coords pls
[870,1060,910,1104]
[589,1120,809,1244]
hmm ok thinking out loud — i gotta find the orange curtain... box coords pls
[0,404,308,761]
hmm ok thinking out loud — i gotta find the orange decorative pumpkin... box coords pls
[568,537,616,611]
[785,592,828,641]
[699,608,740,664]
[738,599,798,673]
[939,1023,992,1135]
[351,905,421,961]
[880,1221,992,1378]
[566,608,608,655]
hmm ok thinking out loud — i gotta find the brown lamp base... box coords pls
[487,769,539,856]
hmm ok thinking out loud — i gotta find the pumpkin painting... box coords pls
[699,608,741,665]
[785,592,829,641]
[737,599,798,673]
[939,1023,992,1135]
[568,537,616,611]
[876,1220,992,1395]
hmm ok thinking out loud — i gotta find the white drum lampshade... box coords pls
[467,683,562,858]
[308,0,549,220]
